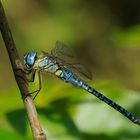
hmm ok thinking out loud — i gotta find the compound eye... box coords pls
[23,52,37,68]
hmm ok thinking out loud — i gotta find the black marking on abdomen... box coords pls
[83,83,140,125]
[60,70,140,125]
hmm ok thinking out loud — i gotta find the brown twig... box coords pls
[0,1,46,140]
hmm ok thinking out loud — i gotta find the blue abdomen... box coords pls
[60,70,140,125]
[60,70,84,87]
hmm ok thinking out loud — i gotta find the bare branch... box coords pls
[0,1,46,140]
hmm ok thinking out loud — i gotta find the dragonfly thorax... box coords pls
[36,56,60,73]
[24,52,37,68]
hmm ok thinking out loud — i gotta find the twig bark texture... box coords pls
[0,1,46,140]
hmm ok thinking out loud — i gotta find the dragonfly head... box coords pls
[24,52,37,68]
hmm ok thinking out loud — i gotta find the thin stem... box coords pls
[0,1,46,140]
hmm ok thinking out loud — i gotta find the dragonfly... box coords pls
[23,41,140,126]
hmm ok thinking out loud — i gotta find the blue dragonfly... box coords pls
[24,41,140,125]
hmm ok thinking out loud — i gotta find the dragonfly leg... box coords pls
[15,68,34,83]
[23,70,42,100]
[15,67,33,74]
[16,68,42,99]
[26,69,36,82]
[23,68,33,75]
[20,68,38,82]
[31,70,42,100]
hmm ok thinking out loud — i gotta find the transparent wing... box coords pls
[72,64,92,80]
[65,63,92,80]
[51,41,74,58]
[50,41,92,80]
[40,51,50,57]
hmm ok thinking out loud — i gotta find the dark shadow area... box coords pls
[39,97,140,139]
[81,133,117,140]
[79,0,140,27]
[39,0,140,28]
[6,109,27,136]
[38,97,82,139]
[5,97,140,140]
[105,0,140,27]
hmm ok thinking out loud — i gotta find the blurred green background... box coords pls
[0,0,140,140]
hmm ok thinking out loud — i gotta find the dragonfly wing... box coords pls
[51,41,74,58]
[40,51,49,56]
[50,41,92,80]
[64,63,92,80]
[73,64,92,80]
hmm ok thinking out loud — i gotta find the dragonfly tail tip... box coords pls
[135,120,140,126]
